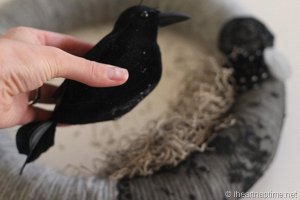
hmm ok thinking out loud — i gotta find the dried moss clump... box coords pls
[103,57,235,179]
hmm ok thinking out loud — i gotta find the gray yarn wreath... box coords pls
[0,0,285,200]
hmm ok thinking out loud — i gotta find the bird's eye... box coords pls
[140,10,149,18]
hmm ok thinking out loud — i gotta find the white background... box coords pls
[239,0,300,199]
[0,0,299,199]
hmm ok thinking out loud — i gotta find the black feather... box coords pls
[16,121,56,174]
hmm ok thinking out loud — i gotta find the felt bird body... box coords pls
[16,5,189,174]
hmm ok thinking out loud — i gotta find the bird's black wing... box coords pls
[52,32,127,123]
[53,32,121,102]
[53,28,162,125]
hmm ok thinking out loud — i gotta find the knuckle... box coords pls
[87,61,100,82]
[0,89,12,122]
[47,45,64,57]
[5,26,29,37]
[41,46,64,79]
[4,26,41,44]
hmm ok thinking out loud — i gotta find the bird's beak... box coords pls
[159,12,190,27]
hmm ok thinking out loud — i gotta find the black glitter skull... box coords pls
[219,17,274,57]
[218,17,275,92]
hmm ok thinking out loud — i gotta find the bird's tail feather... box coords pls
[16,120,57,175]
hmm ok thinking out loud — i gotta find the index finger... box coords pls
[4,26,93,56]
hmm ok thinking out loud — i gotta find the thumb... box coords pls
[45,47,129,87]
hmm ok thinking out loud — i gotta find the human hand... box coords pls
[0,27,129,128]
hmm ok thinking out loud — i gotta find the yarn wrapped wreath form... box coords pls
[0,0,286,200]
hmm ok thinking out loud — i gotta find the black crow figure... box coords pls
[16,5,189,174]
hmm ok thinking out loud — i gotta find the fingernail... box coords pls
[108,67,128,81]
